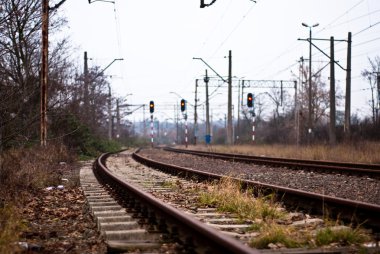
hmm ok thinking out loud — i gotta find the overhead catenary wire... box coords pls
[258,0,378,81]
[209,2,256,58]
[316,0,366,34]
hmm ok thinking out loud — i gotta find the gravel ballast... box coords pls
[139,148,380,205]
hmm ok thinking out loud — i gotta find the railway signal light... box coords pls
[247,93,253,108]
[149,100,154,113]
[180,99,186,112]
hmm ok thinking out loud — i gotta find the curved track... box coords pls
[93,152,259,254]
[163,147,380,177]
[133,148,380,231]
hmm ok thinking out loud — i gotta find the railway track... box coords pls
[134,148,380,232]
[163,147,380,177]
[83,151,258,253]
[80,149,380,253]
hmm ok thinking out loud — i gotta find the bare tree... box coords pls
[297,65,331,141]
[0,0,68,148]
[361,56,380,125]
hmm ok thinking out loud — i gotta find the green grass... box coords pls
[315,227,370,246]
[197,177,373,250]
[249,224,304,249]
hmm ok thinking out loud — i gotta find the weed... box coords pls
[199,177,284,221]
[0,205,25,254]
[250,224,303,249]
[315,227,370,246]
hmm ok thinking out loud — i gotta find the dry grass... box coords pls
[198,178,372,250]
[0,144,74,198]
[187,141,380,164]
[199,177,284,221]
[0,205,25,254]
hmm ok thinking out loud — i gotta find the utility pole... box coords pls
[294,80,298,146]
[175,104,179,144]
[84,52,89,118]
[302,22,319,144]
[345,32,352,137]
[308,27,313,143]
[107,85,112,140]
[143,104,146,137]
[194,79,198,145]
[377,73,380,125]
[237,80,241,141]
[300,28,350,144]
[116,99,120,139]
[205,70,211,145]
[40,0,49,146]
[329,36,336,145]
[227,50,233,145]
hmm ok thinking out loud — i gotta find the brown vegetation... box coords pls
[0,144,75,253]
[190,141,380,164]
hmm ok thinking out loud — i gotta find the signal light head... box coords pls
[247,93,253,108]
[149,100,154,113]
[180,99,186,112]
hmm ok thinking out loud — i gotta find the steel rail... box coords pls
[93,152,259,254]
[163,147,380,176]
[133,150,380,231]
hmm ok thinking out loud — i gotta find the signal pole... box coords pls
[149,101,154,147]
[184,114,188,148]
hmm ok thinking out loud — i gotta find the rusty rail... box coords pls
[163,147,380,176]
[133,150,380,231]
[93,152,259,254]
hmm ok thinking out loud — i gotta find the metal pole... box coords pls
[150,114,154,147]
[108,85,112,140]
[143,105,146,137]
[185,114,188,148]
[84,51,89,118]
[252,114,256,142]
[227,50,233,145]
[237,80,240,141]
[308,27,313,144]
[194,79,198,145]
[329,36,336,145]
[116,99,120,139]
[294,81,299,146]
[377,73,380,124]
[344,32,352,137]
[205,70,211,145]
[40,0,49,146]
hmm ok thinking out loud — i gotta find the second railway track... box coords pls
[135,148,380,230]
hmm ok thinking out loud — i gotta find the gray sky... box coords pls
[61,0,380,123]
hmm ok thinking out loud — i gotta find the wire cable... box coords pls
[209,3,256,58]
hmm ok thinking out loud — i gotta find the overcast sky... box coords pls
[61,0,380,123]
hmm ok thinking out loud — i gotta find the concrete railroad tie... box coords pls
[79,163,162,252]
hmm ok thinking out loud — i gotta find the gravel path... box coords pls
[139,148,380,205]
